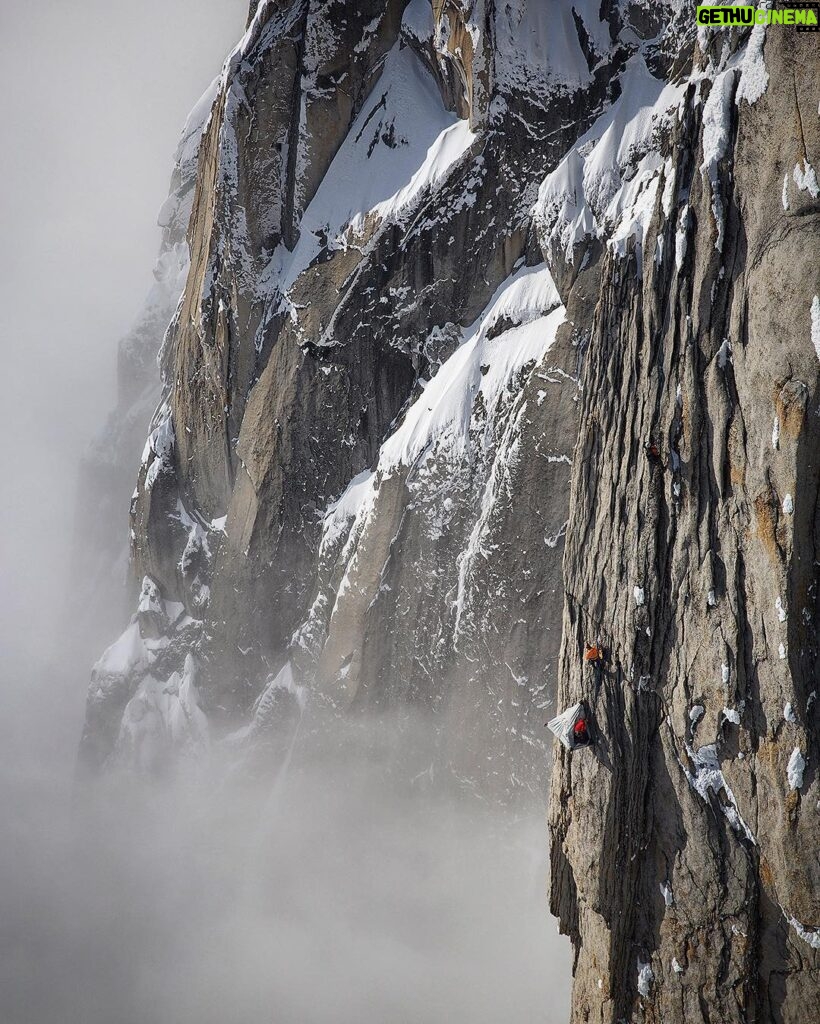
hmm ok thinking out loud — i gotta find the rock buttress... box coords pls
[549,26,819,1024]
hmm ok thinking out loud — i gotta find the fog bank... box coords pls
[1,721,571,1024]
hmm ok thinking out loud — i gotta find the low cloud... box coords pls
[0,715,571,1024]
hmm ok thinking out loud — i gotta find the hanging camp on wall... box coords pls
[547,701,593,751]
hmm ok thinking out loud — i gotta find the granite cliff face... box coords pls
[82,0,688,786]
[81,2,817,1019]
[548,22,819,1024]
[72,80,218,639]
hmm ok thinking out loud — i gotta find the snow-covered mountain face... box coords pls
[82,0,689,785]
[82,0,693,782]
[81,2,818,1018]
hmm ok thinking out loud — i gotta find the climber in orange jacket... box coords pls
[584,643,604,664]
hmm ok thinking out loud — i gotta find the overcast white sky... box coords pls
[0,0,247,701]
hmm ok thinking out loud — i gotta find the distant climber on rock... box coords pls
[584,643,604,664]
[643,438,661,461]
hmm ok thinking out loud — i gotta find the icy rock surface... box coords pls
[80,4,818,1020]
[88,0,679,793]
[549,22,819,1024]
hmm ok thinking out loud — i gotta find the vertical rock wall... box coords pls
[549,26,819,1023]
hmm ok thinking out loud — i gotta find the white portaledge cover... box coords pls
[547,703,587,751]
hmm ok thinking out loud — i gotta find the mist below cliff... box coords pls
[0,694,571,1024]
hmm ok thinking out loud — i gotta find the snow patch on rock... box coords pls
[811,296,820,361]
[379,263,563,469]
[143,404,175,492]
[94,621,151,681]
[700,69,736,251]
[735,22,769,106]
[229,661,308,744]
[675,205,690,271]
[492,0,608,99]
[717,338,732,368]
[684,742,757,844]
[793,159,820,199]
[789,916,820,950]
[116,654,209,772]
[534,55,683,265]
[637,960,654,997]
[787,747,805,791]
[401,0,434,43]
[269,44,476,306]
[293,261,567,679]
